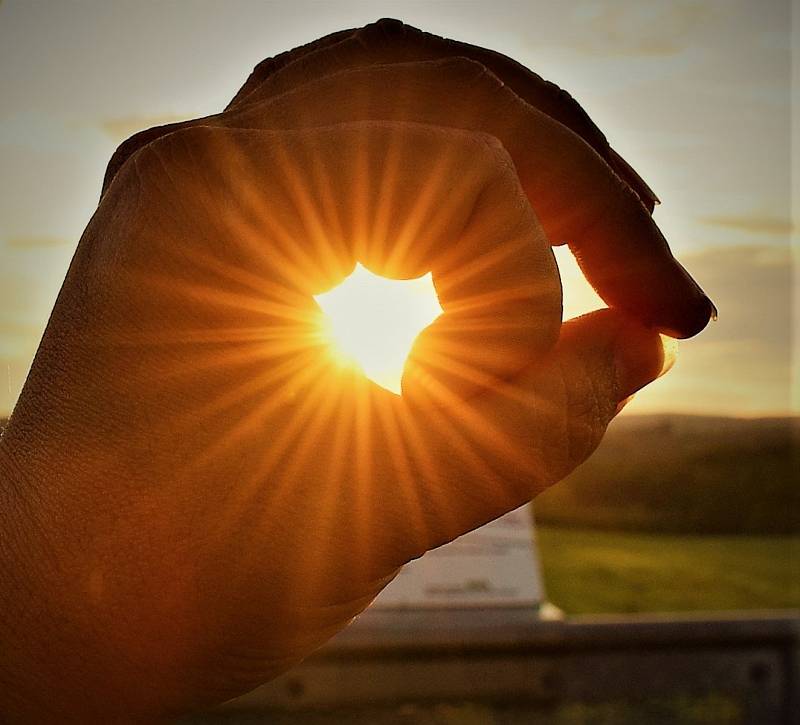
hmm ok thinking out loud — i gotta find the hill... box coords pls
[2,415,796,534]
[534,414,798,534]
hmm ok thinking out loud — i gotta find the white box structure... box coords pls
[372,504,544,609]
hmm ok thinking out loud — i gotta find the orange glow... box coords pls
[314,263,443,394]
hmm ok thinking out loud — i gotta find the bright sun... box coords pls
[314,263,443,394]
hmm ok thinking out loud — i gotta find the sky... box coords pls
[0,0,795,418]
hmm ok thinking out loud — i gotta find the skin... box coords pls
[0,20,711,723]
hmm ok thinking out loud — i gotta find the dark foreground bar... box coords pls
[187,609,800,725]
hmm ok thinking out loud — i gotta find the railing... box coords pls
[187,609,800,724]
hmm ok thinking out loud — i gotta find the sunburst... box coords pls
[314,263,443,394]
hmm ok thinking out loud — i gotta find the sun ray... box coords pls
[115,123,570,596]
[383,145,467,276]
[403,382,531,538]
[371,391,434,561]
[367,131,404,271]
[269,140,353,290]
[204,373,347,565]
[184,353,329,475]
[390,399,466,551]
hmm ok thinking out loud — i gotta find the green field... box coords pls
[536,525,800,614]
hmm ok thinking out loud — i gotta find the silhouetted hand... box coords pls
[0,20,713,722]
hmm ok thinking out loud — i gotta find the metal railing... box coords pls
[188,609,800,724]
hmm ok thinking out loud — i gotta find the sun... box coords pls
[314,264,443,394]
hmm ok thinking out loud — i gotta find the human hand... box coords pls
[0,20,713,722]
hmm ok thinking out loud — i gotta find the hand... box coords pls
[0,20,712,722]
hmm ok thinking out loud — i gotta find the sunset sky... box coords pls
[0,0,794,418]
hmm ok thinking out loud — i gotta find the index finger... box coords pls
[228,21,712,337]
[103,25,714,338]
[230,19,658,212]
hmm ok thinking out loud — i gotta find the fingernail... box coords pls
[658,294,717,339]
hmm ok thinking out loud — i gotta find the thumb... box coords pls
[559,307,675,399]
[401,308,675,558]
[435,307,675,498]
[546,308,675,479]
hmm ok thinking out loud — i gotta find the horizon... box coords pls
[3,410,798,424]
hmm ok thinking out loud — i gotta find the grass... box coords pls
[535,525,800,614]
[532,415,798,534]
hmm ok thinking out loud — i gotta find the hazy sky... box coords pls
[0,0,794,417]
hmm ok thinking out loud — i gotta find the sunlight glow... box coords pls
[314,263,443,394]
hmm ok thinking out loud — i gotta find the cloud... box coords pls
[682,244,791,343]
[101,114,186,143]
[567,1,714,58]
[631,243,792,416]
[698,215,793,236]
[0,114,112,243]
[555,243,793,416]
